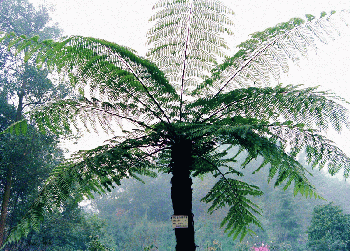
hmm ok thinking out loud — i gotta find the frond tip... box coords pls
[201,177,263,241]
[0,120,28,135]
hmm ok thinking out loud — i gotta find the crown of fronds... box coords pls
[1,1,350,246]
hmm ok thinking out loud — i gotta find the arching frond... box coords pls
[189,85,349,133]
[148,0,233,90]
[0,119,27,135]
[4,34,179,124]
[264,123,350,177]
[201,176,263,241]
[4,136,162,245]
[183,121,322,196]
[210,125,320,197]
[196,10,350,95]
[188,84,350,178]
[27,97,156,135]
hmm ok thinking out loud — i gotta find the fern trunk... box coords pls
[171,138,196,250]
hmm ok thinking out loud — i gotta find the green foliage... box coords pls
[270,192,302,250]
[196,10,348,94]
[0,119,27,135]
[147,0,234,89]
[0,100,66,250]
[1,0,350,248]
[0,0,61,39]
[0,2,58,99]
[3,138,158,245]
[307,203,350,250]
[0,0,70,136]
[11,200,114,251]
[0,2,74,249]
[201,177,263,241]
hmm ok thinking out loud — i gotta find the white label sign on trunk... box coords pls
[171,215,188,228]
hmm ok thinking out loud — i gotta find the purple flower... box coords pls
[251,243,270,251]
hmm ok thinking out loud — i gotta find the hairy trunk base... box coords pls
[171,139,196,250]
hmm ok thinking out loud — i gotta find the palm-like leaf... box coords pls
[147,0,234,121]
[147,0,233,88]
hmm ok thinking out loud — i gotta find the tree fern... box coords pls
[1,1,350,249]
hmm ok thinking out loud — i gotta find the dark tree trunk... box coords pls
[15,91,25,122]
[171,138,196,250]
[0,165,12,247]
[0,90,25,247]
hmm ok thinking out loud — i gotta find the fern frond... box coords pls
[266,124,350,178]
[201,176,263,241]
[3,137,161,246]
[0,119,28,135]
[148,0,234,92]
[28,97,163,135]
[190,85,349,133]
[148,0,234,122]
[211,124,321,198]
[188,84,350,179]
[7,34,178,124]
[197,10,350,95]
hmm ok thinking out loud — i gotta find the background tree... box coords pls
[0,0,70,246]
[12,199,115,251]
[0,93,113,250]
[2,0,350,250]
[307,203,350,251]
[0,93,67,249]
